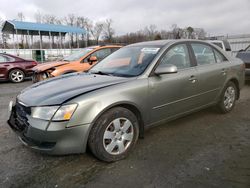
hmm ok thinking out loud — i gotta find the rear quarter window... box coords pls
[214,50,228,63]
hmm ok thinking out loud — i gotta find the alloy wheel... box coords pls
[10,70,24,83]
[103,118,134,155]
[224,86,236,110]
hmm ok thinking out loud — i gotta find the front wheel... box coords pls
[88,107,139,162]
[217,81,238,113]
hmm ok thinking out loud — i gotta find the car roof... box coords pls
[0,53,16,57]
[206,40,223,43]
[91,45,123,49]
[126,39,217,48]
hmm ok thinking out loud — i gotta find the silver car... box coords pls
[8,40,245,162]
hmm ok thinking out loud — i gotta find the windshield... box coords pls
[89,46,161,77]
[63,48,94,61]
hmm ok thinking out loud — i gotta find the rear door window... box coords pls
[191,43,216,65]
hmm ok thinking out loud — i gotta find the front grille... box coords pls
[13,102,31,132]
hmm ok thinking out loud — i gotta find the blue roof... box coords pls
[2,20,85,34]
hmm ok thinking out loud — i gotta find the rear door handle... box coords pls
[188,75,197,83]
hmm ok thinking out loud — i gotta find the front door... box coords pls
[149,43,199,124]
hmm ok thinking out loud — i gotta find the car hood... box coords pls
[17,73,134,106]
[32,61,70,72]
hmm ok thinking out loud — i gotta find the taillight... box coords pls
[32,61,38,66]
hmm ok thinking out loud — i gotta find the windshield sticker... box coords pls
[141,48,160,54]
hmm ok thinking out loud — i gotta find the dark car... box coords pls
[236,45,250,80]
[0,53,37,83]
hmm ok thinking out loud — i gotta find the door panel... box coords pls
[0,55,8,79]
[194,63,228,106]
[190,43,228,106]
[148,43,199,124]
[149,68,199,124]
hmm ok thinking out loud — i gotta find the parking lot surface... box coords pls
[0,80,250,188]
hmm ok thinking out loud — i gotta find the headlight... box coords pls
[31,104,77,121]
[52,104,78,121]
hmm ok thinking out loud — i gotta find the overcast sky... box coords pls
[0,0,249,36]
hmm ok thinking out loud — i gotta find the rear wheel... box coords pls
[88,107,139,162]
[9,69,25,83]
[217,81,237,113]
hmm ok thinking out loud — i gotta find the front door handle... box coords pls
[221,69,227,76]
[188,75,197,83]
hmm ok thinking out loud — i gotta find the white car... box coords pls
[206,40,232,56]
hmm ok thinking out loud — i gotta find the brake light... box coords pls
[32,61,38,66]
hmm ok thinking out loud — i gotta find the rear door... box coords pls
[0,55,9,79]
[149,43,200,124]
[189,42,228,106]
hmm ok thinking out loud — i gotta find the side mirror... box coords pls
[88,56,98,65]
[155,64,178,75]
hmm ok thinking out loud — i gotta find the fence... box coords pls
[217,34,250,56]
[0,48,82,62]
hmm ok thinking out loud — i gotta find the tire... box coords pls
[9,69,25,83]
[217,81,238,113]
[88,107,139,162]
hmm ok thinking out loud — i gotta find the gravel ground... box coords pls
[0,80,250,188]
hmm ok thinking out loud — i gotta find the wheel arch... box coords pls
[8,67,26,76]
[89,102,145,139]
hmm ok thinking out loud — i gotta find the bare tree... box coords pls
[90,22,104,45]
[42,14,61,48]
[0,17,4,48]
[43,14,57,24]
[160,30,172,39]
[171,24,183,39]
[103,19,115,43]
[186,26,194,39]
[193,28,206,39]
[0,18,10,49]
[34,11,43,23]
[76,16,91,46]
[83,18,93,46]
[17,12,25,21]
[64,14,77,47]
[17,12,25,48]
[144,24,157,40]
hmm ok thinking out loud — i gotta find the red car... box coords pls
[0,53,37,83]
